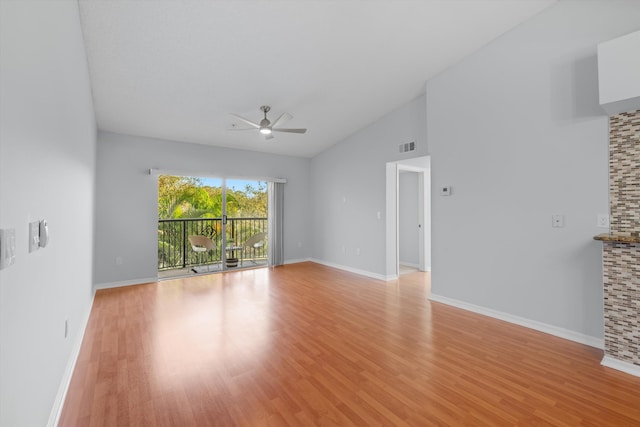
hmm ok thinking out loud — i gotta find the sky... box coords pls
[199,177,265,191]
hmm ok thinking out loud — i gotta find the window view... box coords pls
[157,175,268,277]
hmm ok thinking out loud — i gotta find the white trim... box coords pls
[94,277,157,290]
[400,262,420,269]
[148,168,287,184]
[601,356,640,377]
[47,290,96,427]
[429,294,604,349]
[283,258,311,265]
[386,156,431,280]
[309,258,389,281]
[397,164,426,173]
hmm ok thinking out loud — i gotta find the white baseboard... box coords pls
[400,262,420,268]
[283,258,311,265]
[601,355,640,377]
[399,263,431,273]
[47,290,96,427]
[94,276,157,290]
[429,294,604,350]
[309,258,388,281]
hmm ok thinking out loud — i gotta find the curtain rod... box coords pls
[147,168,287,184]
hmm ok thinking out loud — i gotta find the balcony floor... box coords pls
[158,259,268,280]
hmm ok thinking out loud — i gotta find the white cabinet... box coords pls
[597,30,640,115]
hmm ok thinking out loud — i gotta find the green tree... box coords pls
[158,175,247,219]
[158,175,201,219]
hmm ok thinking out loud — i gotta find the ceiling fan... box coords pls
[229,106,307,140]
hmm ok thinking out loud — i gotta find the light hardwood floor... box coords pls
[60,262,640,426]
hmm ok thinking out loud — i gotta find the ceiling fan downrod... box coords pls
[259,106,272,134]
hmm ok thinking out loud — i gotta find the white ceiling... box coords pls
[78,0,556,158]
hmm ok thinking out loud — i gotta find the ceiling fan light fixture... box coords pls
[228,105,307,140]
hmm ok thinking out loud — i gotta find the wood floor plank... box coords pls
[59,262,640,426]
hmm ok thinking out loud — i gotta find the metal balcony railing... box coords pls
[158,217,267,270]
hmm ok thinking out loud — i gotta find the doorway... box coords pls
[385,156,431,279]
[398,170,422,274]
[157,175,268,278]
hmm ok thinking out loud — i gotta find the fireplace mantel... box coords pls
[594,233,640,244]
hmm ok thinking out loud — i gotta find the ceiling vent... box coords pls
[399,141,416,153]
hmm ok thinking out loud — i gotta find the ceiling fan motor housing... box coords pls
[259,118,271,128]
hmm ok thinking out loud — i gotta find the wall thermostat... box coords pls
[440,186,452,196]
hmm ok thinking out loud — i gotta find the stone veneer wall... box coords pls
[603,243,640,365]
[604,109,640,366]
[609,110,640,237]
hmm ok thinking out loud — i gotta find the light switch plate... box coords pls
[440,186,452,196]
[29,221,40,253]
[596,214,610,228]
[0,228,17,270]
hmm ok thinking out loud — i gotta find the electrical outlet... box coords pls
[596,214,610,228]
[552,214,565,228]
[115,256,123,265]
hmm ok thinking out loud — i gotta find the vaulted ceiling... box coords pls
[79,0,556,158]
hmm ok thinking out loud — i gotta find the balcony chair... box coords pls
[241,232,267,266]
[188,235,215,273]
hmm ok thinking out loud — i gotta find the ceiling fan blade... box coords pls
[270,112,293,129]
[227,126,256,131]
[265,134,275,140]
[229,113,260,129]
[272,128,307,134]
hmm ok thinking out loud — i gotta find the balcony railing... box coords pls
[158,217,267,270]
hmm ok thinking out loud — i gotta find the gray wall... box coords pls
[94,131,311,286]
[427,0,640,340]
[0,1,96,425]
[399,171,420,266]
[310,96,427,276]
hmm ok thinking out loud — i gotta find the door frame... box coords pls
[154,171,272,275]
[385,157,431,279]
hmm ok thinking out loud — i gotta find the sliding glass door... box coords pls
[157,175,268,277]
[224,179,268,270]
